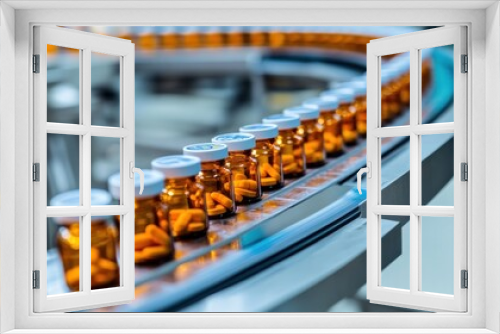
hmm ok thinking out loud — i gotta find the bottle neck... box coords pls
[228,149,251,158]
[279,128,296,138]
[301,119,318,126]
[164,177,194,189]
[200,160,224,171]
[135,195,159,209]
[255,138,274,149]
[320,109,335,119]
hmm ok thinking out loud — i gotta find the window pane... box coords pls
[381,137,410,206]
[91,136,121,201]
[47,217,81,295]
[92,52,121,127]
[47,134,80,206]
[421,45,454,124]
[380,52,410,127]
[47,45,80,124]
[381,215,410,291]
[421,216,454,295]
[90,215,120,290]
[421,133,454,206]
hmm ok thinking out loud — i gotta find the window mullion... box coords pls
[409,47,420,294]
[81,47,92,294]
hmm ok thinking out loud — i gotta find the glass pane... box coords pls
[47,45,80,124]
[421,133,454,206]
[90,215,120,290]
[421,216,454,295]
[381,215,410,290]
[421,45,454,124]
[91,136,121,201]
[380,52,410,127]
[47,134,80,206]
[381,136,410,206]
[91,52,121,127]
[47,217,81,295]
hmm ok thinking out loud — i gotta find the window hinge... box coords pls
[33,163,40,182]
[33,270,40,289]
[461,162,468,181]
[461,54,468,73]
[33,54,40,73]
[461,270,468,289]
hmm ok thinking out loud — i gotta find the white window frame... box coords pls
[1,2,498,333]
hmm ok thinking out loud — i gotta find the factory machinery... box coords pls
[45,26,454,312]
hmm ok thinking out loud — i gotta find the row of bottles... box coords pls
[48,26,412,55]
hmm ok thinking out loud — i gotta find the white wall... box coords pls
[485,2,500,333]
[0,2,16,333]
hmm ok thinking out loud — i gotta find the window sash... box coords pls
[32,25,136,313]
[366,26,468,312]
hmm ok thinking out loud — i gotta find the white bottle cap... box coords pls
[323,88,355,104]
[283,106,319,121]
[212,133,256,151]
[151,155,201,179]
[303,97,338,111]
[183,143,228,162]
[239,124,278,140]
[262,114,300,130]
[50,189,112,224]
[108,169,164,200]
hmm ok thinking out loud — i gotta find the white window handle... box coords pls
[357,162,371,194]
[129,161,144,195]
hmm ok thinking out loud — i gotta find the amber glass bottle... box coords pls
[263,114,306,178]
[212,133,262,204]
[108,169,174,265]
[51,189,119,292]
[152,155,208,239]
[239,123,284,190]
[347,81,367,137]
[284,106,326,168]
[303,97,343,157]
[322,88,358,146]
[183,143,236,219]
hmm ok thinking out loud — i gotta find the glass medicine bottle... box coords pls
[204,26,225,48]
[152,155,208,239]
[212,133,262,204]
[183,143,236,219]
[303,97,343,157]
[108,170,174,265]
[262,114,306,178]
[182,27,203,49]
[381,69,401,123]
[346,80,367,138]
[51,189,119,292]
[284,106,326,168]
[239,123,284,190]
[322,88,358,146]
